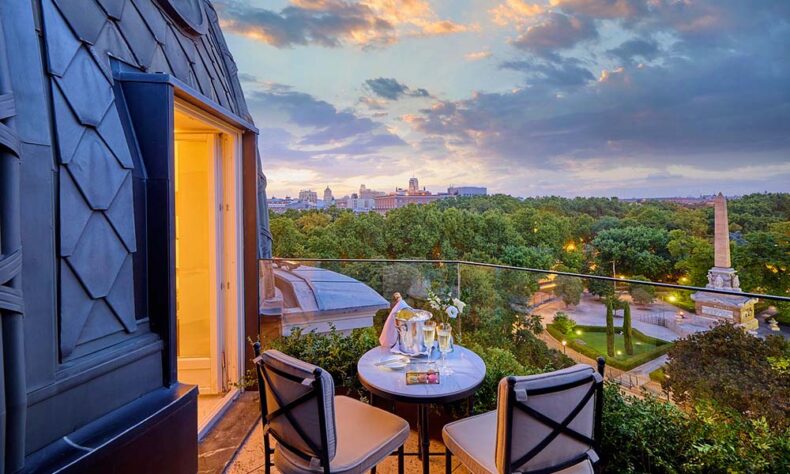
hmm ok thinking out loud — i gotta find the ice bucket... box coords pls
[394,308,433,356]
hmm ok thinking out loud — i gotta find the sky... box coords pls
[215,0,790,199]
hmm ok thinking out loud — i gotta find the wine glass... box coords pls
[423,320,436,368]
[437,323,453,375]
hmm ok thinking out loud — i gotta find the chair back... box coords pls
[255,349,337,469]
[495,364,603,474]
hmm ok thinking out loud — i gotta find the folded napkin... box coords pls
[379,297,410,348]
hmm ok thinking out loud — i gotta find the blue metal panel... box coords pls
[117,2,159,69]
[53,0,107,45]
[98,0,127,20]
[66,213,129,300]
[59,172,93,257]
[51,85,84,165]
[55,48,114,127]
[66,129,130,210]
[106,174,138,252]
[41,0,81,78]
[97,104,134,170]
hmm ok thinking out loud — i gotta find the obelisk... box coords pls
[713,193,731,268]
[692,193,758,329]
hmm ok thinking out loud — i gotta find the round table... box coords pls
[358,345,486,474]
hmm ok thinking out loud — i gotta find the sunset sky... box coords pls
[215,0,790,198]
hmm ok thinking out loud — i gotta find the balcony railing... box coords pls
[258,257,788,389]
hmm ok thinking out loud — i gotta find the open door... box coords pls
[174,102,243,435]
[175,132,221,394]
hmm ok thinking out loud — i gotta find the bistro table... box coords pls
[357,345,486,474]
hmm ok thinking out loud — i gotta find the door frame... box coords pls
[174,99,245,433]
[174,132,221,394]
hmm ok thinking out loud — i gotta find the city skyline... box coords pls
[216,1,790,198]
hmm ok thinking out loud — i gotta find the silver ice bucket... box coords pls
[394,309,433,356]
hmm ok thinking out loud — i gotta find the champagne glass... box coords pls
[437,323,453,375]
[423,321,436,351]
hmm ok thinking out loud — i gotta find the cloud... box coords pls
[364,77,430,100]
[606,38,659,63]
[551,0,647,20]
[407,27,790,171]
[500,57,594,87]
[490,1,545,26]
[216,0,473,48]
[465,50,493,61]
[511,12,598,55]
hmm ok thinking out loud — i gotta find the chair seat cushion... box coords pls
[443,411,499,474]
[442,411,593,474]
[275,396,409,474]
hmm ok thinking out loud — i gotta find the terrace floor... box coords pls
[227,425,471,474]
[201,392,474,474]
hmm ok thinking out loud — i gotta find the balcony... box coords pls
[198,258,789,473]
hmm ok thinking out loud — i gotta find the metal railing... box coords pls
[261,257,790,303]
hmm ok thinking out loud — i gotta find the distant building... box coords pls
[267,196,316,213]
[409,177,420,194]
[336,194,376,213]
[373,193,445,212]
[448,186,487,196]
[373,177,449,212]
[359,184,386,199]
[298,189,318,204]
[323,186,334,205]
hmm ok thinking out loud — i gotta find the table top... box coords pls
[357,345,486,404]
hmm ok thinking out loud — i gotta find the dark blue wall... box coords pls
[0,0,259,469]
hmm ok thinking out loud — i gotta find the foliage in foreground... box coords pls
[664,323,790,429]
[601,384,790,473]
[267,326,789,472]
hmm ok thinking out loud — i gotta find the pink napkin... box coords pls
[380,298,410,348]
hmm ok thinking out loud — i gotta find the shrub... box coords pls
[601,384,790,473]
[553,311,577,335]
[664,323,790,429]
[468,344,539,413]
[267,326,378,396]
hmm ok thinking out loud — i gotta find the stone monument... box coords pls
[691,193,758,329]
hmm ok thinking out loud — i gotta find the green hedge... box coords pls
[546,323,673,371]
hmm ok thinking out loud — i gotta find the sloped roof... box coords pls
[274,265,389,316]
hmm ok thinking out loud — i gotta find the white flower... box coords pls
[452,298,466,314]
[446,306,459,319]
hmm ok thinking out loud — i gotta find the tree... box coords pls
[664,324,790,429]
[553,312,576,335]
[623,302,634,355]
[605,298,615,357]
[554,275,583,306]
[628,276,656,305]
[592,226,671,281]
[588,273,615,300]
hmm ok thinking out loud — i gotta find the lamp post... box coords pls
[562,340,567,354]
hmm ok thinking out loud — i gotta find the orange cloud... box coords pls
[490,1,546,26]
[465,50,493,61]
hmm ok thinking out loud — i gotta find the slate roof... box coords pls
[41,0,252,358]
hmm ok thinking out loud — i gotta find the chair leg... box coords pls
[398,445,405,474]
[371,466,377,474]
[445,446,452,474]
[264,433,272,474]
